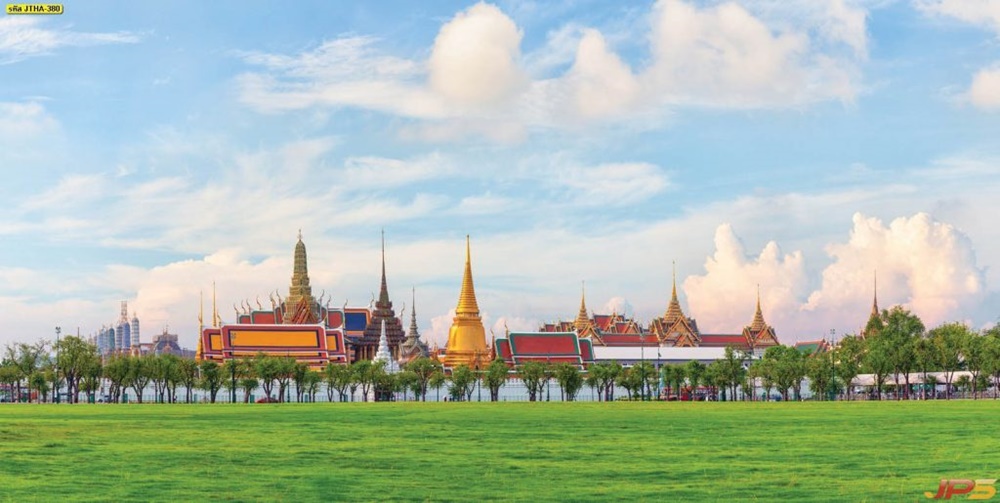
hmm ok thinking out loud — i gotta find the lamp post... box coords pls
[54,326,61,404]
[829,328,836,401]
[640,332,646,401]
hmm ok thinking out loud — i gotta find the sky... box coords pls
[1,0,999,349]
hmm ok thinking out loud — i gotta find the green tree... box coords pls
[126,355,152,404]
[449,365,477,402]
[805,351,834,400]
[587,361,621,402]
[352,360,378,402]
[929,322,971,399]
[428,370,446,402]
[834,335,864,400]
[103,355,130,403]
[396,370,419,401]
[199,360,224,403]
[55,336,100,403]
[553,363,583,401]
[291,362,310,402]
[78,357,103,403]
[178,358,199,403]
[162,355,182,404]
[982,328,1000,399]
[863,335,893,400]
[403,357,443,402]
[323,363,353,402]
[483,359,509,402]
[275,357,297,403]
[963,333,988,399]
[519,361,548,402]
[881,306,924,399]
[254,353,281,400]
[303,370,321,402]
[661,364,687,399]
[631,361,657,401]
[29,371,49,403]
[914,336,937,400]
[685,360,706,399]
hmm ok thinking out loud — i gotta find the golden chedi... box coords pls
[443,236,488,368]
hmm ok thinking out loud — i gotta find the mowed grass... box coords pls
[0,401,995,502]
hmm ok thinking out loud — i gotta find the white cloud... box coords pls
[550,162,670,203]
[0,17,139,64]
[0,101,58,136]
[428,2,528,106]
[684,224,808,333]
[916,0,1000,110]
[915,0,1000,31]
[968,65,1000,109]
[235,1,870,140]
[805,212,986,329]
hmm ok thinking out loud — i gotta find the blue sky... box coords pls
[1,0,999,348]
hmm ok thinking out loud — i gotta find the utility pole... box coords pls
[54,326,61,404]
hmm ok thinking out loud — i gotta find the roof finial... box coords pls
[297,229,302,241]
[872,269,880,315]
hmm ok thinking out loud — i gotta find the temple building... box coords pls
[861,272,883,338]
[198,232,353,370]
[540,270,780,355]
[495,331,595,369]
[356,232,405,361]
[398,288,429,364]
[441,236,489,369]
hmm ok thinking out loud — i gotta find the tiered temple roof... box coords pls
[398,287,429,363]
[540,273,781,353]
[495,331,594,368]
[358,232,405,360]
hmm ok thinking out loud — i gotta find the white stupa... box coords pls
[373,319,400,373]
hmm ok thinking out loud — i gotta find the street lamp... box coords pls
[829,328,836,401]
[54,326,61,404]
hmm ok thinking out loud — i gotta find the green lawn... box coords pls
[0,401,995,502]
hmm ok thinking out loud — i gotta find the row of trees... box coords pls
[5,307,1000,404]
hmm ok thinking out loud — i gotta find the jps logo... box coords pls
[926,479,998,500]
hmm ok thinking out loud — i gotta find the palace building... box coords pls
[538,269,780,357]
[197,232,382,369]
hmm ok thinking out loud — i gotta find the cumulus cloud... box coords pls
[917,0,1000,110]
[968,65,1000,109]
[428,2,527,106]
[0,17,139,64]
[236,0,870,140]
[684,224,808,333]
[805,212,986,328]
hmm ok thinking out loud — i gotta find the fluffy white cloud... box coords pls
[805,212,986,328]
[916,0,1000,31]
[968,65,1000,109]
[236,1,870,140]
[428,2,527,106]
[917,0,1000,110]
[0,101,58,136]
[684,224,808,333]
[0,17,138,64]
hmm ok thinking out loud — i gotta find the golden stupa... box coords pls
[442,235,488,368]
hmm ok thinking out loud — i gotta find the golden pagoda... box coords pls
[443,236,488,368]
[284,230,318,324]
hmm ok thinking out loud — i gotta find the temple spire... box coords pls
[749,284,767,332]
[574,281,591,331]
[409,286,419,336]
[871,270,879,317]
[212,281,219,328]
[663,260,686,324]
[378,229,389,305]
[456,235,480,315]
[284,232,316,323]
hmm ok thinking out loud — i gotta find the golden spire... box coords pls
[212,281,219,328]
[871,270,879,317]
[444,235,488,368]
[663,260,686,324]
[456,235,480,315]
[749,284,767,332]
[198,290,204,332]
[284,231,315,323]
[574,281,591,331]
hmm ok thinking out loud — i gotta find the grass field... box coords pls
[0,401,996,502]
